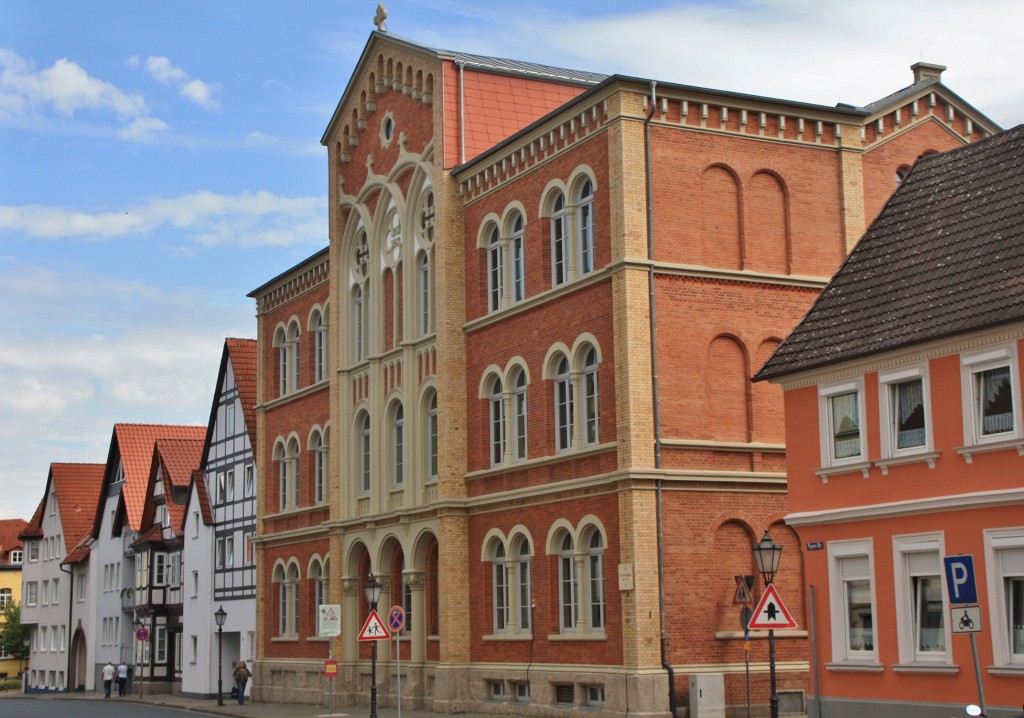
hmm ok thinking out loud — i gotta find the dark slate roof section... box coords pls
[756,124,1024,382]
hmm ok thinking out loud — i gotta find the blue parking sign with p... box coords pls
[944,555,978,606]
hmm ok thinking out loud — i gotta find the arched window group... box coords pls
[273,305,329,398]
[272,427,330,513]
[480,337,602,469]
[484,529,534,637]
[272,555,329,638]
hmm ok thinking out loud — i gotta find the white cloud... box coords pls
[0,49,147,121]
[118,115,171,141]
[0,189,325,247]
[143,55,220,109]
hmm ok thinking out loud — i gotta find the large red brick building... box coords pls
[250,26,998,717]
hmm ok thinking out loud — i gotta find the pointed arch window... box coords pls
[555,356,573,452]
[418,250,433,336]
[391,403,405,488]
[353,285,365,363]
[358,412,371,495]
[426,390,438,483]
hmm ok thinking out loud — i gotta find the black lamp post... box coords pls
[752,529,783,718]
[363,573,382,718]
[214,605,227,706]
[21,635,30,679]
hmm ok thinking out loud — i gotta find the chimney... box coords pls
[911,62,946,84]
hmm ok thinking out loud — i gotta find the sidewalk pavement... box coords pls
[1,689,461,718]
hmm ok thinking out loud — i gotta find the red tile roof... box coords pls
[226,338,258,443]
[153,437,204,532]
[183,469,214,534]
[0,518,28,565]
[51,463,106,557]
[19,500,44,539]
[112,424,206,531]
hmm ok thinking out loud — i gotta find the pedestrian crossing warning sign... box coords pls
[747,584,797,630]
[358,609,391,641]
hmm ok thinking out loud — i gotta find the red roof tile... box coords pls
[0,518,28,565]
[154,437,204,532]
[19,500,45,539]
[225,338,258,443]
[51,463,106,557]
[113,424,206,531]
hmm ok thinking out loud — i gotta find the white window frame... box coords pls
[216,538,225,570]
[359,413,371,495]
[878,365,932,458]
[512,371,528,462]
[585,529,605,631]
[827,538,879,665]
[511,214,525,303]
[312,431,325,504]
[582,347,600,447]
[576,179,595,276]
[244,465,255,497]
[554,356,573,453]
[516,538,532,633]
[962,345,1021,445]
[226,468,235,502]
[426,391,438,484]
[418,251,433,336]
[489,378,505,467]
[550,193,569,287]
[487,224,504,313]
[155,625,167,663]
[312,309,325,382]
[558,533,577,633]
[983,527,1024,666]
[492,543,509,634]
[819,381,867,467]
[892,534,950,666]
[391,404,405,488]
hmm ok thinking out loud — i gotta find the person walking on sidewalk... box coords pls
[101,661,115,698]
[232,660,252,705]
[116,660,128,697]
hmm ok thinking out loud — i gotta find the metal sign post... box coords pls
[944,556,985,717]
[319,605,342,710]
[388,606,406,718]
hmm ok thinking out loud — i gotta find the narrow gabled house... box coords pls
[755,124,1024,716]
[180,338,258,699]
[131,436,204,694]
[18,463,104,692]
[85,423,205,692]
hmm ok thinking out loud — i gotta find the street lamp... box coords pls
[752,529,783,718]
[363,573,382,718]
[21,635,30,680]
[214,605,227,706]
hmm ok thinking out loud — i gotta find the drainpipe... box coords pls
[645,80,676,718]
[59,562,74,691]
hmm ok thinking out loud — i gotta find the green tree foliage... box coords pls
[0,601,30,660]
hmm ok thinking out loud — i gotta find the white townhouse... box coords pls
[19,463,104,692]
[85,423,205,691]
[181,339,258,699]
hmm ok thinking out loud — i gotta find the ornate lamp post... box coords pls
[21,635,30,680]
[363,573,382,718]
[752,529,783,718]
[214,605,227,706]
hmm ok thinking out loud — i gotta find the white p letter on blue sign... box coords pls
[943,555,978,606]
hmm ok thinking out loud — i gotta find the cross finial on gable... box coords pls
[374,3,388,32]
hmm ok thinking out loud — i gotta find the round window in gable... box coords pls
[380,112,396,147]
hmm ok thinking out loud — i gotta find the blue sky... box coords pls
[2,0,1022,520]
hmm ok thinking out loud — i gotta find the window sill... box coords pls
[892,661,958,674]
[715,630,808,640]
[306,636,330,643]
[956,438,1024,464]
[825,660,883,673]
[874,451,940,475]
[270,636,299,643]
[548,632,607,642]
[814,461,872,482]
[987,664,1024,676]
[483,633,534,642]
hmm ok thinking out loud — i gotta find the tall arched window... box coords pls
[426,390,438,483]
[489,377,505,466]
[582,347,599,446]
[312,309,325,383]
[576,179,594,275]
[512,369,528,461]
[311,430,325,504]
[515,538,532,632]
[510,213,525,303]
[287,321,301,390]
[287,437,300,509]
[353,285,365,363]
[558,533,577,631]
[492,543,509,633]
[551,193,569,286]
[358,412,371,495]
[554,356,573,452]
[585,529,605,630]
[391,403,404,488]
[287,563,300,636]
[274,327,288,396]
[310,559,325,624]
[487,225,503,312]
[418,251,433,336]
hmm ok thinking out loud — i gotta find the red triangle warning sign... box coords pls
[747,584,797,630]
[358,609,391,641]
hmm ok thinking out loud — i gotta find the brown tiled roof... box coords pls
[111,424,206,531]
[0,518,28,565]
[153,437,204,531]
[756,124,1024,381]
[182,469,214,535]
[226,338,258,444]
[19,500,44,540]
[51,463,105,557]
